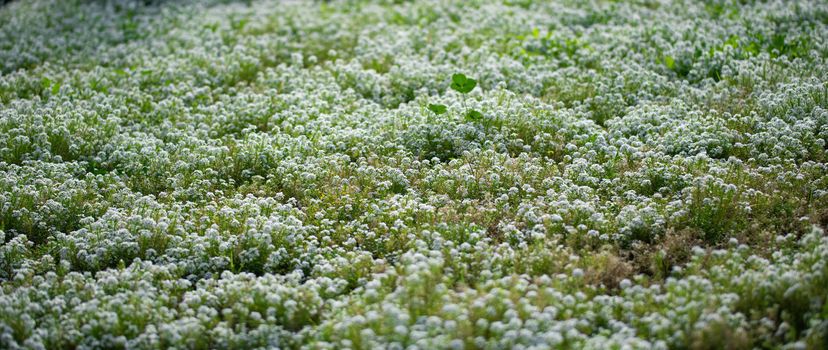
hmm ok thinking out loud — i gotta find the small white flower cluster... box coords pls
[1,0,827,348]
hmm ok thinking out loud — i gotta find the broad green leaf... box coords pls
[450,73,477,94]
[428,103,448,115]
[465,109,484,122]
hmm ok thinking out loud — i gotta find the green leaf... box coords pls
[451,73,465,86]
[51,82,61,95]
[428,103,448,115]
[450,73,477,94]
[725,34,739,48]
[465,109,484,122]
[664,55,675,70]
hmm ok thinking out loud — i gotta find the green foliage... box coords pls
[465,109,483,122]
[427,103,447,115]
[450,73,477,94]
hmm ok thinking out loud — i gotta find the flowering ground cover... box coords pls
[1,0,827,348]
